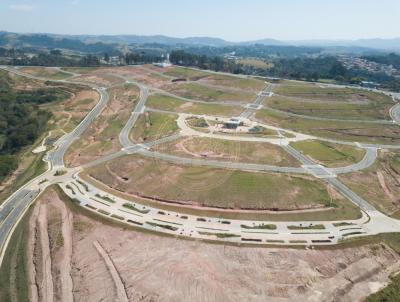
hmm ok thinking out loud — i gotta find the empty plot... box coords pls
[275,82,392,104]
[163,66,210,80]
[266,95,393,120]
[20,67,73,80]
[130,112,179,143]
[146,94,242,116]
[290,140,365,168]
[199,74,266,92]
[163,82,255,103]
[339,150,400,217]
[85,154,349,211]
[154,137,300,166]
[255,108,400,144]
[65,84,139,167]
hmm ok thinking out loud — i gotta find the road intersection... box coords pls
[1,65,400,265]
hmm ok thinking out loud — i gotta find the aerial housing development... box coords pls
[1,1,400,301]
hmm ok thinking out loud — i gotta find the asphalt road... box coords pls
[240,83,274,118]
[1,64,400,256]
[0,189,39,257]
[0,67,109,261]
[329,147,377,174]
[119,85,149,148]
[49,87,109,167]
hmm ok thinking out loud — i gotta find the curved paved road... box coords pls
[1,65,400,258]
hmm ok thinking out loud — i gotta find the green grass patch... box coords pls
[130,112,178,142]
[175,82,254,103]
[198,231,241,238]
[287,224,325,230]
[0,207,31,302]
[54,170,67,176]
[333,222,355,227]
[291,140,365,167]
[266,95,392,120]
[111,214,124,220]
[164,66,210,80]
[256,108,400,144]
[146,94,242,116]
[95,194,115,203]
[98,209,110,215]
[122,203,150,214]
[241,223,277,230]
[146,221,179,231]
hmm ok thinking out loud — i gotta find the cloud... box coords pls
[9,4,34,12]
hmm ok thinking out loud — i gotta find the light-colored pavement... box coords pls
[1,65,400,262]
[240,83,274,118]
[119,84,149,148]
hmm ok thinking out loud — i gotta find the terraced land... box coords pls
[198,73,266,92]
[291,140,366,167]
[154,137,300,166]
[266,94,393,120]
[340,150,400,217]
[84,154,355,212]
[130,111,179,143]
[163,66,211,80]
[19,67,73,80]
[255,108,400,144]
[65,83,140,167]
[146,94,243,116]
[162,82,255,103]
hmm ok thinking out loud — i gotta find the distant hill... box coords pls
[0,31,399,52]
[289,38,400,51]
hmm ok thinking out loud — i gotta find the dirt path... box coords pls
[377,171,395,201]
[51,201,74,302]
[93,241,129,302]
[37,203,54,302]
[27,205,40,302]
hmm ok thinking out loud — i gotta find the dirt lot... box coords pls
[46,88,99,133]
[17,187,400,302]
[65,84,139,167]
[154,137,300,167]
[72,69,125,87]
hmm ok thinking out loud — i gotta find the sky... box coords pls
[1,0,400,41]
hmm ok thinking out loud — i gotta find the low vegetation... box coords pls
[146,93,242,116]
[122,203,150,214]
[287,224,325,230]
[291,140,365,167]
[241,223,277,230]
[85,154,356,216]
[255,108,400,144]
[130,112,178,142]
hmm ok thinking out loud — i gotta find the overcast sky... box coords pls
[1,0,400,41]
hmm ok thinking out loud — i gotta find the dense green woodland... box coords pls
[0,71,69,182]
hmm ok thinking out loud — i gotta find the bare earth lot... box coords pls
[154,137,300,166]
[8,187,400,302]
[65,84,139,167]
